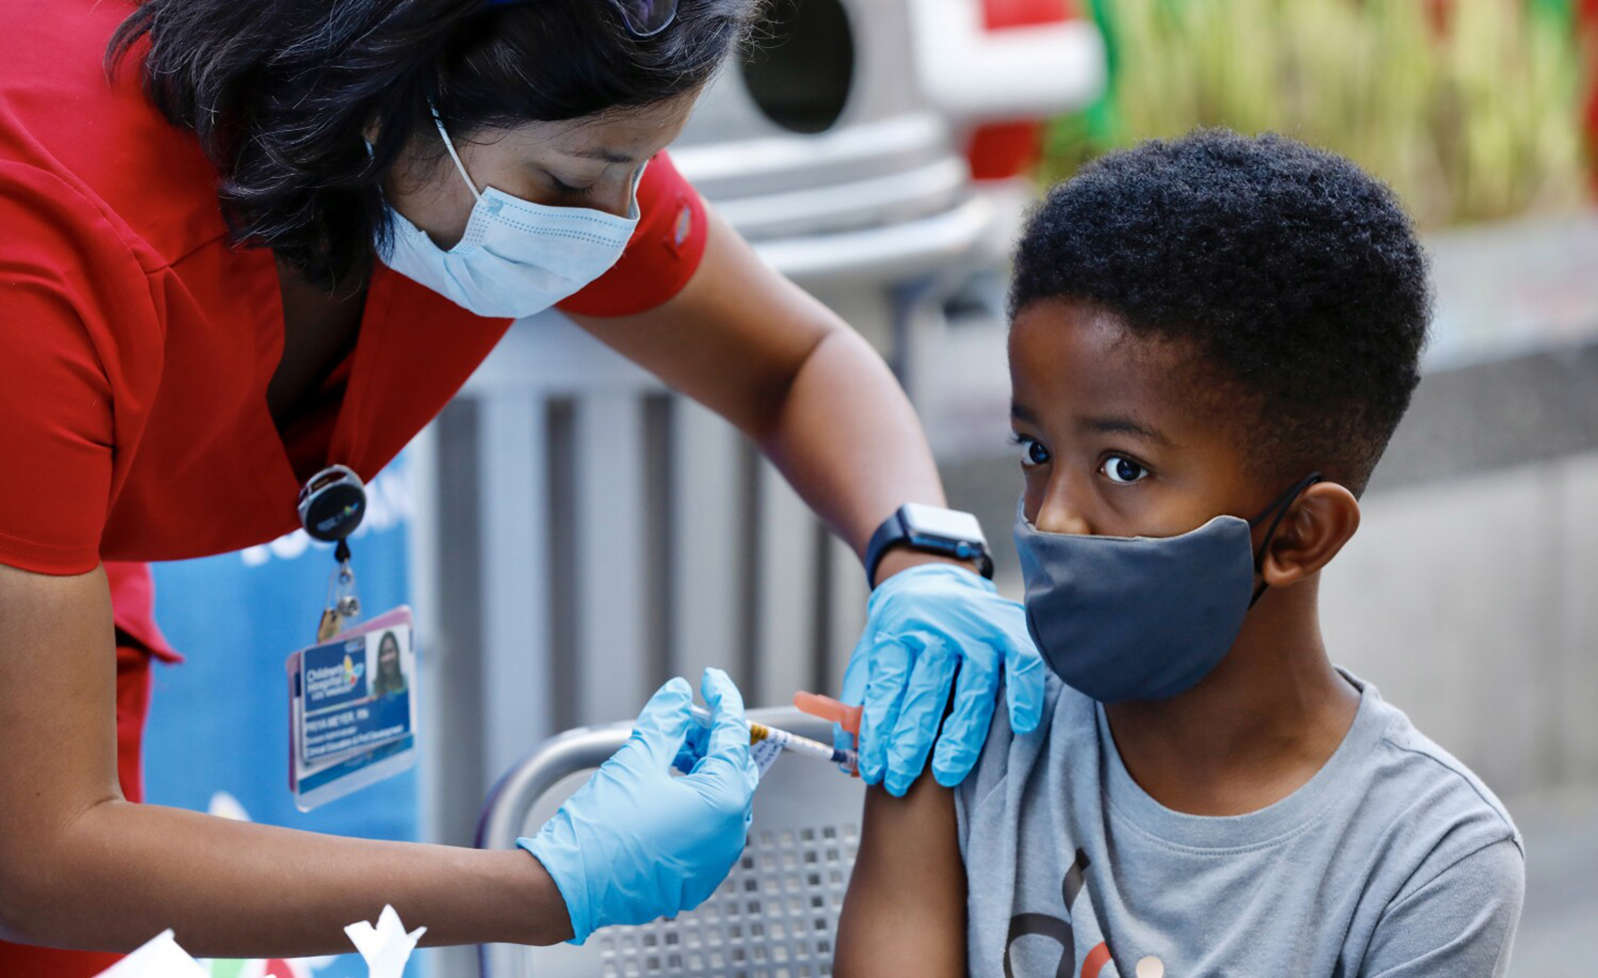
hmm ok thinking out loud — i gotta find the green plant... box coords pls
[1045,0,1590,228]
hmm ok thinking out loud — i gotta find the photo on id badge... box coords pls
[287,607,417,811]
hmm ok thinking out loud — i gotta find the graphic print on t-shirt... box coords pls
[1004,848,1166,978]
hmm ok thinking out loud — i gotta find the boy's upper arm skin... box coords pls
[834,772,967,978]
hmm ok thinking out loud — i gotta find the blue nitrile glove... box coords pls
[838,563,1046,795]
[518,668,759,944]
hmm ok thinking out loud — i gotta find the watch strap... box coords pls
[864,512,909,587]
[864,505,994,587]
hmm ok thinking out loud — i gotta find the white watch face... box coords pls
[901,503,988,548]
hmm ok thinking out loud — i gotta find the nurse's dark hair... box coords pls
[107,0,758,290]
[1009,129,1431,495]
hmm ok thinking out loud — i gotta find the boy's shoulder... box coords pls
[1367,687,1518,825]
[952,672,1092,818]
[959,671,1522,869]
[1353,676,1523,876]
[1343,679,1525,972]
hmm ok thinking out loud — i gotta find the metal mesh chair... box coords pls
[477,707,866,978]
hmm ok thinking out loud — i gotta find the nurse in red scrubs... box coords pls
[0,0,1042,970]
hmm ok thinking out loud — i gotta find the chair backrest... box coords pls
[477,707,866,978]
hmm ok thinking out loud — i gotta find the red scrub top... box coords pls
[0,0,708,971]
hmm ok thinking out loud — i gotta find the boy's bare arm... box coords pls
[834,772,966,978]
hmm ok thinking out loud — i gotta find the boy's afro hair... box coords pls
[1010,129,1431,492]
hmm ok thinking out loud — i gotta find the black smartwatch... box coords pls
[864,503,993,587]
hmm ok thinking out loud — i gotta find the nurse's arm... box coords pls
[569,207,958,570]
[0,563,572,956]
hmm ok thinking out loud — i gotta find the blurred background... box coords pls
[142,1,1596,974]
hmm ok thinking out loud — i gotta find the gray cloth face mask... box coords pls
[1012,473,1320,703]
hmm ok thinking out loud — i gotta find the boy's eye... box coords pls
[1099,454,1148,484]
[1016,436,1051,468]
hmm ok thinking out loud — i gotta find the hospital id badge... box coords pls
[286,607,418,811]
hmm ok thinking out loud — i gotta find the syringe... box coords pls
[689,705,858,772]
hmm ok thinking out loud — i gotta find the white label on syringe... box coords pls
[751,737,783,776]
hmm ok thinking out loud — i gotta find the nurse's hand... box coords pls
[840,563,1047,796]
[519,668,758,944]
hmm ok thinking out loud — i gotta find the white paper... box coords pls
[343,904,426,978]
[95,929,209,978]
[97,903,424,978]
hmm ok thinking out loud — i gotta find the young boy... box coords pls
[834,130,1524,978]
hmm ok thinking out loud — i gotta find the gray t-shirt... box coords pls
[954,672,1524,978]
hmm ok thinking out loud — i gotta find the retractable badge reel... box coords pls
[298,464,367,641]
[286,465,419,810]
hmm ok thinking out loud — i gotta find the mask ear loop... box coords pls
[1247,471,1323,607]
[430,103,482,201]
[624,161,649,220]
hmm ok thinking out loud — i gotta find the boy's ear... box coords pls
[1259,482,1360,587]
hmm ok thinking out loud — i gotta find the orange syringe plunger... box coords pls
[794,691,861,735]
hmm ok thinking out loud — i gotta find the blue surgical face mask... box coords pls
[375,106,644,319]
[1012,473,1321,703]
